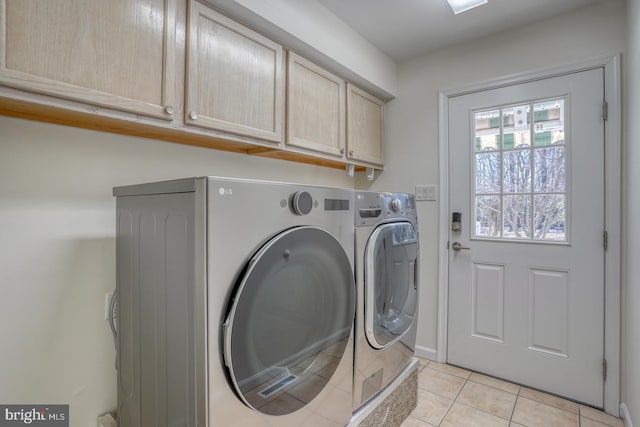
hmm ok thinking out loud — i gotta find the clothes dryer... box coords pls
[353,191,419,409]
[113,177,355,427]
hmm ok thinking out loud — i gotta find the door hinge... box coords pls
[603,359,608,381]
[603,101,609,121]
[603,230,608,251]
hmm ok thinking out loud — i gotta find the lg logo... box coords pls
[218,187,233,196]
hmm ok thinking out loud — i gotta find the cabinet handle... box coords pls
[164,105,175,115]
[189,111,198,120]
[340,148,345,155]
[349,150,354,157]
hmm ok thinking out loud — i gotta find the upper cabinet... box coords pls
[286,52,346,158]
[0,0,177,120]
[0,1,385,170]
[185,3,284,144]
[346,83,384,166]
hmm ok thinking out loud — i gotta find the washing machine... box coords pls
[113,177,356,427]
[353,191,419,409]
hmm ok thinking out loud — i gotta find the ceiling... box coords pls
[317,0,603,63]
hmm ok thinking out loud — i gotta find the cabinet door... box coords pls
[287,52,346,158]
[186,2,284,143]
[347,83,384,166]
[0,0,176,120]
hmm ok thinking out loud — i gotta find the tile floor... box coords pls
[401,358,624,427]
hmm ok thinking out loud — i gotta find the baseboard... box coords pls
[414,345,437,361]
[621,403,633,427]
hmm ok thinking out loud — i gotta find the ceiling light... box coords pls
[446,0,488,14]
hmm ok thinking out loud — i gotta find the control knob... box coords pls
[389,198,402,213]
[290,191,313,215]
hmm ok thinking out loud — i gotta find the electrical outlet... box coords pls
[415,184,437,201]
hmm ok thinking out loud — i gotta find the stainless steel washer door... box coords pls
[365,221,418,349]
[223,226,355,416]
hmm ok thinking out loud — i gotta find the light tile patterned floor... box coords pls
[402,358,625,427]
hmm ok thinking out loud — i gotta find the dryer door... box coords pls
[365,221,418,349]
[223,226,355,416]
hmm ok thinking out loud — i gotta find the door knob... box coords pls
[452,242,470,251]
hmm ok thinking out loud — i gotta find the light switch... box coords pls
[415,184,437,201]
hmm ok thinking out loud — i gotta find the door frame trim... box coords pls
[437,53,621,415]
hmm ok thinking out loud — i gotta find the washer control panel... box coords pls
[355,191,416,226]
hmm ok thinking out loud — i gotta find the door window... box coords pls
[223,226,355,415]
[474,98,567,241]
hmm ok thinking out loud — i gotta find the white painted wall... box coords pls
[623,0,639,424]
[356,0,626,362]
[0,116,353,426]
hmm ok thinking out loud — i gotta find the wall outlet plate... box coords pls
[415,184,437,201]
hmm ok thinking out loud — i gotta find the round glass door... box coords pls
[365,221,418,349]
[223,226,355,416]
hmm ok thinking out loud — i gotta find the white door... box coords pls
[447,68,605,407]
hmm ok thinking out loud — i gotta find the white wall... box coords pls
[357,0,626,361]
[624,0,639,424]
[0,116,353,426]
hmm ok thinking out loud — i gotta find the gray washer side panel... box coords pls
[116,184,206,427]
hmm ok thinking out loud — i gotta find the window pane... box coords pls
[474,109,500,151]
[503,105,530,149]
[472,98,568,243]
[534,195,566,241]
[534,147,566,192]
[475,196,501,237]
[475,152,500,193]
[534,99,565,146]
[503,149,531,193]
[503,195,532,239]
